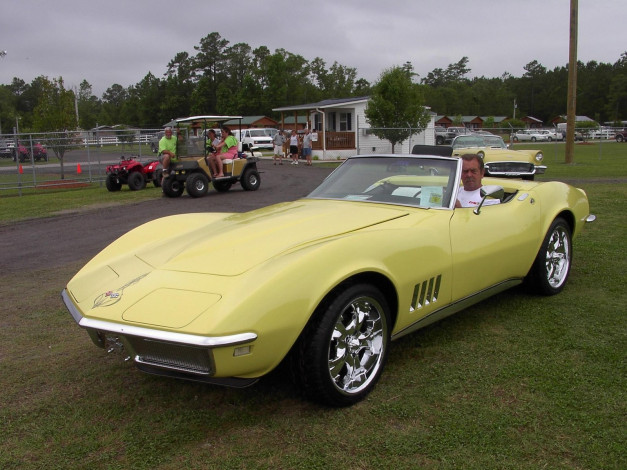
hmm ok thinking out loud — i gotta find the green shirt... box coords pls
[158,135,177,159]
[221,135,238,153]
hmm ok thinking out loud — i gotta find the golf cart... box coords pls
[161,115,261,198]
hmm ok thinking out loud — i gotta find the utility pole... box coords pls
[565,0,578,164]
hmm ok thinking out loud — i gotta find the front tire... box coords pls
[186,173,209,198]
[291,283,390,407]
[105,174,122,192]
[526,217,572,295]
[240,167,260,191]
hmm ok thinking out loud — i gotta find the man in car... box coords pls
[158,127,178,179]
[455,154,500,208]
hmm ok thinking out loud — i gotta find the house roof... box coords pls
[273,96,370,112]
[522,116,543,123]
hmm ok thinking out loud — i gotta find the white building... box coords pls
[273,97,435,160]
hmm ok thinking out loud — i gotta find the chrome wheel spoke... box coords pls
[328,297,386,394]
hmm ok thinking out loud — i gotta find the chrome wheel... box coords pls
[328,295,387,395]
[292,283,390,406]
[544,224,571,289]
[526,218,572,295]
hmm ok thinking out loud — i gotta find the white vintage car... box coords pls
[512,130,549,142]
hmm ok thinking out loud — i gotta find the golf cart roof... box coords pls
[175,115,243,123]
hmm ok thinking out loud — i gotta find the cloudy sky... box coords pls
[0,0,624,97]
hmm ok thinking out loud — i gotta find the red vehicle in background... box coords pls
[33,142,48,162]
[105,155,162,191]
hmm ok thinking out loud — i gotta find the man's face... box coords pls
[164,129,173,139]
[461,158,484,191]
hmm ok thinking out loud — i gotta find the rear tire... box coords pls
[127,171,146,191]
[240,168,260,191]
[525,217,572,295]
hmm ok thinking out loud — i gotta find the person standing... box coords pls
[302,128,313,166]
[272,130,286,165]
[289,130,299,165]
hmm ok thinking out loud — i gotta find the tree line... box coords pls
[0,31,625,134]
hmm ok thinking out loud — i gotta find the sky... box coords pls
[0,0,624,98]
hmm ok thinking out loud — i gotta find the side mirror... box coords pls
[473,185,504,215]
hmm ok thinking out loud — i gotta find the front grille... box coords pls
[486,162,534,175]
[123,335,214,375]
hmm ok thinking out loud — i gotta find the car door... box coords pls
[449,193,542,301]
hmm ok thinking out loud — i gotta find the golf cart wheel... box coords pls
[162,176,184,197]
[105,174,122,192]
[128,171,146,191]
[240,168,261,191]
[186,173,209,198]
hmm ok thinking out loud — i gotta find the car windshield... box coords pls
[452,136,484,149]
[249,129,268,137]
[307,156,459,209]
[483,136,507,148]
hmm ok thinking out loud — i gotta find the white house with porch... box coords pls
[273,97,436,160]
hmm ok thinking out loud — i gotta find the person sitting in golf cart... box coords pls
[209,126,238,178]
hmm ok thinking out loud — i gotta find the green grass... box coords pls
[0,145,625,469]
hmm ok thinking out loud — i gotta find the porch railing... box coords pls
[313,131,355,150]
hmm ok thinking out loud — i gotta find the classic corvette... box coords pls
[62,154,595,406]
[451,134,546,179]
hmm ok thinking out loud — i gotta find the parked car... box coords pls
[233,128,276,150]
[0,139,11,159]
[435,126,470,145]
[615,130,627,142]
[512,130,549,142]
[435,126,449,145]
[537,129,563,142]
[62,153,595,407]
[451,134,546,180]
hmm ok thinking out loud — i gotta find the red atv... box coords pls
[33,142,48,162]
[105,156,162,191]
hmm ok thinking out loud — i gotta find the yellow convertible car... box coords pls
[451,134,546,179]
[62,154,594,406]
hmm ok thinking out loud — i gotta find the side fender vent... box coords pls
[410,275,442,312]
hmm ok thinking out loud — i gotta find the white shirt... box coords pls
[457,187,500,208]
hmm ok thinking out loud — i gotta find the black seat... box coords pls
[411,145,453,156]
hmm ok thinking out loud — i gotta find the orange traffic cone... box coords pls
[19,164,23,174]
[77,163,82,174]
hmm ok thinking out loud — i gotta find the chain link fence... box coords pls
[0,129,162,194]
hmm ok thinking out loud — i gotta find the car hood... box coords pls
[97,200,411,279]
